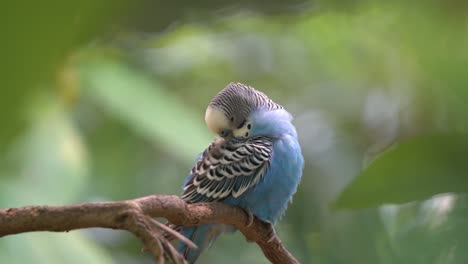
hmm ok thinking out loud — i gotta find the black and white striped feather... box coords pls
[182,136,273,203]
[208,82,283,129]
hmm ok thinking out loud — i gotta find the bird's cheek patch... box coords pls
[233,125,250,138]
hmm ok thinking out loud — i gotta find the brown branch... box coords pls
[0,195,299,264]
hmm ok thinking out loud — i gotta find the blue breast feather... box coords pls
[224,131,303,223]
[228,108,304,221]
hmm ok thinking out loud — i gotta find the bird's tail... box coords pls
[178,224,226,263]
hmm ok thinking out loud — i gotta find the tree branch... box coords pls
[0,195,299,264]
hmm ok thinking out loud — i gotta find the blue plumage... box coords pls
[177,83,303,263]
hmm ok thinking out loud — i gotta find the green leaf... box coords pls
[79,58,213,163]
[334,134,468,209]
[0,100,112,264]
[0,233,113,264]
[0,101,88,206]
[0,1,129,151]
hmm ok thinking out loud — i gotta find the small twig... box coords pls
[0,195,299,264]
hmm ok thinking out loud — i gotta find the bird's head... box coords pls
[205,82,282,139]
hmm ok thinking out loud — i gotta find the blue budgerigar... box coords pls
[178,82,304,263]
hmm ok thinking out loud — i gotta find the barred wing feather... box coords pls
[182,136,273,203]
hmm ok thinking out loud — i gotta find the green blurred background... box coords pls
[2,1,468,263]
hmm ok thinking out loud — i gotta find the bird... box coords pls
[177,82,304,263]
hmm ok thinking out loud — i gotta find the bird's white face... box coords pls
[205,106,251,138]
[205,106,230,137]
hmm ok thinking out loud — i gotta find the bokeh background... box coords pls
[2,1,468,263]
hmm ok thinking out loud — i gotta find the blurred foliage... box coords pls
[335,134,468,208]
[2,0,468,263]
[0,1,130,150]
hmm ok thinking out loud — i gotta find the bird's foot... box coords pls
[242,208,254,227]
[242,208,255,243]
[267,223,277,243]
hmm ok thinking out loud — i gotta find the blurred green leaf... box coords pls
[0,100,88,206]
[79,58,213,163]
[0,233,113,264]
[335,134,468,208]
[381,195,468,263]
[0,1,129,151]
[0,100,111,264]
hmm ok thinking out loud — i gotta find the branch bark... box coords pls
[0,195,299,264]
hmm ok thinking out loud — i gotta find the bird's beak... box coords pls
[219,129,233,139]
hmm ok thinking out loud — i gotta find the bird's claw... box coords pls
[267,223,277,243]
[243,208,254,227]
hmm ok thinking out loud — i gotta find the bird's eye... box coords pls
[247,124,251,129]
[230,117,234,122]
[237,119,246,129]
